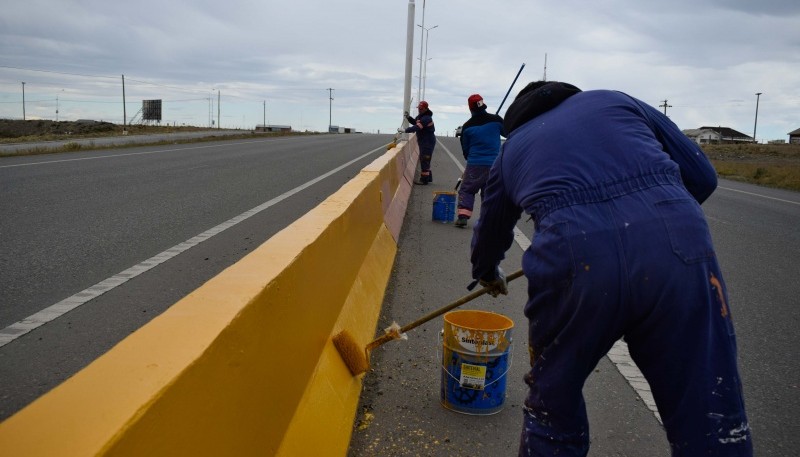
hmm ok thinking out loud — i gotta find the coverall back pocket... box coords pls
[655,198,715,264]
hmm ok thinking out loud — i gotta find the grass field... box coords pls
[702,143,800,192]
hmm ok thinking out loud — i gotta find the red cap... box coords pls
[418,100,429,110]
[468,94,485,111]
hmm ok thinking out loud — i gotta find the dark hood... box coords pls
[502,81,582,136]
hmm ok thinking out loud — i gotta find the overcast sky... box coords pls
[1,0,798,141]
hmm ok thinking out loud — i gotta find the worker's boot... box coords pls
[454,216,468,228]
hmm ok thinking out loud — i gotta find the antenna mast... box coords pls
[543,53,547,81]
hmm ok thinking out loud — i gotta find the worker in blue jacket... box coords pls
[455,94,504,228]
[405,101,436,184]
[469,81,752,457]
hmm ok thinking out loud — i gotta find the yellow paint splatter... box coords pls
[357,411,375,431]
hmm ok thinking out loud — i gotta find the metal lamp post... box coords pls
[420,24,437,101]
[415,0,427,104]
[753,92,762,144]
[21,82,26,120]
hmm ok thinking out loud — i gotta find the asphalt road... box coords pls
[1,133,797,456]
[0,133,394,420]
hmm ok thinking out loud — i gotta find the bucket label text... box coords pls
[459,363,487,390]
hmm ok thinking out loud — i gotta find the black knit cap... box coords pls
[502,81,582,136]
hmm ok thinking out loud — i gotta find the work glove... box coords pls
[481,266,508,297]
[468,266,508,297]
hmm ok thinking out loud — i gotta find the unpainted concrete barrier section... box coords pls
[0,138,420,456]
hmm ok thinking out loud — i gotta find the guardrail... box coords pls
[0,137,419,456]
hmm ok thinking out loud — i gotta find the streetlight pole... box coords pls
[21,82,26,120]
[416,0,426,104]
[328,88,334,132]
[421,24,437,101]
[403,0,415,127]
[753,92,762,144]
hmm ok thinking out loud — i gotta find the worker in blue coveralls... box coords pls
[469,81,752,457]
[405,100,436,184]
[455,94,504,228]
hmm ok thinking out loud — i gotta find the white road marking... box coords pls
[0,144,387,348]
[718,185,799,205]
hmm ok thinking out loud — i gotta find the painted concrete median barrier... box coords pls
[0,137,420,456]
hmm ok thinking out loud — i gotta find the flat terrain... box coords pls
[0,119,212,142]
[2,119,798,191]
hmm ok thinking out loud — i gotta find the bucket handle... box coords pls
[437,330,513,389]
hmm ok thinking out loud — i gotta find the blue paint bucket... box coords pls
[432,191,456,223]
[440,310,514,415]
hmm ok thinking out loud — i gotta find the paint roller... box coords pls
[332,269,524,376]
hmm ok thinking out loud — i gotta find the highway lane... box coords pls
[701,180,800,456]
[0,133,395,420]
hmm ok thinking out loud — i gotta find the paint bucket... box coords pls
[432,191,456,223]
[440,309,514,415]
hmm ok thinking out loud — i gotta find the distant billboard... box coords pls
[142,100,162,121]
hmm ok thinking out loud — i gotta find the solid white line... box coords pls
[718,185,799,205]
[0,144,387,348]
[441,139,661,425]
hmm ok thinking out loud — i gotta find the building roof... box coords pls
[698,126,752,140]
[788,128,800,135]
[682,128,717,136]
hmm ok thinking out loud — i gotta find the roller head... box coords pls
[332,330,369,376]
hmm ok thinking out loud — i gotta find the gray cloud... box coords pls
[1,0,797,139]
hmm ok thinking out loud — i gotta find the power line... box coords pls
[0,65,117,80]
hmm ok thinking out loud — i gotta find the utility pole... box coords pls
[217,90,220,129]
[263,100,266,130]
[21,82,26,120]
[753,92,762,144]
[122,75,127,132]
[659,99,672,116]
[328,88,334,131]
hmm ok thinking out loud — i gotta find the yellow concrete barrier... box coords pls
[0,138,419,456]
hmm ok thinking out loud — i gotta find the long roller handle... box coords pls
[365,269,524,351]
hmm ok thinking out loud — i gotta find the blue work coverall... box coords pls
[406,110,436,183]
[470,86,752,456]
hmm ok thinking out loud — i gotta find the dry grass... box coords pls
[702,143,800,191]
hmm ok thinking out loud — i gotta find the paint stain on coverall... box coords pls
[709,272,728,318]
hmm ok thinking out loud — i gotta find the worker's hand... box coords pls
[404,111,410,117]
[480,266,508,297]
